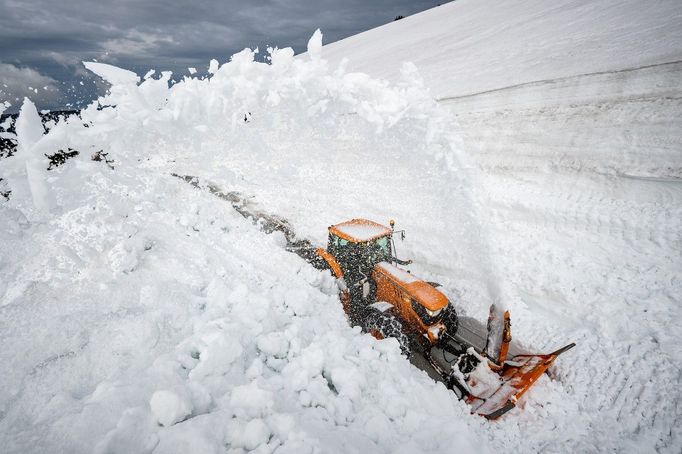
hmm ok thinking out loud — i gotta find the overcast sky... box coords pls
[0,0,445,112]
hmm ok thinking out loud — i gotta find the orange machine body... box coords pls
[315,218,575,420]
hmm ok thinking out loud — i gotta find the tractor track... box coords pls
[172,173,324,267]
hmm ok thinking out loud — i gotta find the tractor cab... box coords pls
[318,219,453,339]
[326,219,394,285]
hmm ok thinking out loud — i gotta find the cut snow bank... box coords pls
[321,1,682,452]
[0,33,492,453]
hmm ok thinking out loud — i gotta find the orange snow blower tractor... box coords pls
[316,219,575,420]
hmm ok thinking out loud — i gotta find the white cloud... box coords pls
[0,62,61,106]
[102,30,175,57]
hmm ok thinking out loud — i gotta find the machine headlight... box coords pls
[426,307,442,317]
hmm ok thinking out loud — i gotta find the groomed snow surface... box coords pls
[1,2,681,453]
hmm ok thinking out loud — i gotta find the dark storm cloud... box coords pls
[0,0,445,110]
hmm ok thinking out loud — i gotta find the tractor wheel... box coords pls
[441,304,459,337]
[365,310,411,356]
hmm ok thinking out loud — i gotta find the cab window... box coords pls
[329,234,349,254]
[376,237,389,254]
[365,236,391,263]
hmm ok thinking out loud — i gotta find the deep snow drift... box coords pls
[1,1,681,453]
[0,33,495,454]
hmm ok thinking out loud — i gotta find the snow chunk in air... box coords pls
[208,59,219,75]
[307,28,323,61]
[15,97,43,152]
[84,61,140,85]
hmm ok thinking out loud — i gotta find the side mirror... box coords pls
[391,230,406,240]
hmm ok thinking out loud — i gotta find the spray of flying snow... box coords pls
[0,29,517,453]
[1,30,506,312]
[79,42,503,310]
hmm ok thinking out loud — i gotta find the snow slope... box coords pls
[321,0,682,452]
[322,0,682,99]
[0,1,681,454]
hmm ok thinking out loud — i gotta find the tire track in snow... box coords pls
[436,60,682,104]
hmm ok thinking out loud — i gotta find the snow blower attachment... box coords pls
[316,219,575,420]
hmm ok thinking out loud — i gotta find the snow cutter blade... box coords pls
[468,343,576,420]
